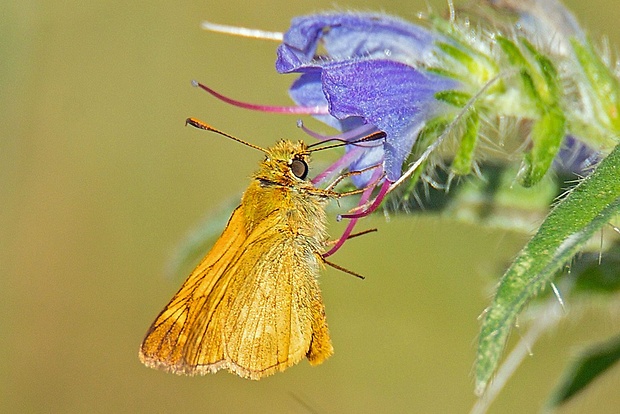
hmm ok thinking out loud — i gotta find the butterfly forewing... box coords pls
[139,206,247,373]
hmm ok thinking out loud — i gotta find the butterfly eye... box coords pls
[290,158,308,180]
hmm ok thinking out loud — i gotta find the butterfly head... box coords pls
[257,140,311,187]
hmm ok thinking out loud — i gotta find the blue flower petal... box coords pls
[276,13,440,74]
[347,144,385,188]
[289,71,366,131]
[321,59,458,181]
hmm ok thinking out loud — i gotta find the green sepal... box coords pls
[435,90,472,107]
[451,110,480,175]
[572,39,620,132]
[519,108,566,187]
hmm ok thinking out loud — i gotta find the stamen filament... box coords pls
[323,167,384,258]
[192,81,329,115]
[339,179,391,219]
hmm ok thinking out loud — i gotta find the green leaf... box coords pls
[548,334,620,407]
[528,239,620,303]
[475,143,620,396]
[530,239,620,306]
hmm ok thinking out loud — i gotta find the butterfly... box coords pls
[139,119,338,379]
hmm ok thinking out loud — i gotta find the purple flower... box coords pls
[193,12,461,256]
[276,13,459,188]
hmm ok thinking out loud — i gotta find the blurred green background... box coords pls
[3,0,620,412]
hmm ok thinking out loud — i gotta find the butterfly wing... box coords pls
[139,205,332,379]
[139,206,247,374]
[215,219,332,378]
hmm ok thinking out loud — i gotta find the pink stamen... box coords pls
[323,216,361,258]
[323,167,385,258]
[339,179,391,219]
[192,81,329,115]
[298,121,332,140]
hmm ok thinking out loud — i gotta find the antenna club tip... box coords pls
[191,80,199,88]
[185,117,212,131]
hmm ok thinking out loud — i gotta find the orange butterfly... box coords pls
[139,119,338,379]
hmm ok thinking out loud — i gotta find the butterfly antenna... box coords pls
[186,117,268,154]
[307,130,386,153]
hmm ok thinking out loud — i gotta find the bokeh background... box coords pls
[3,0,620,412]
